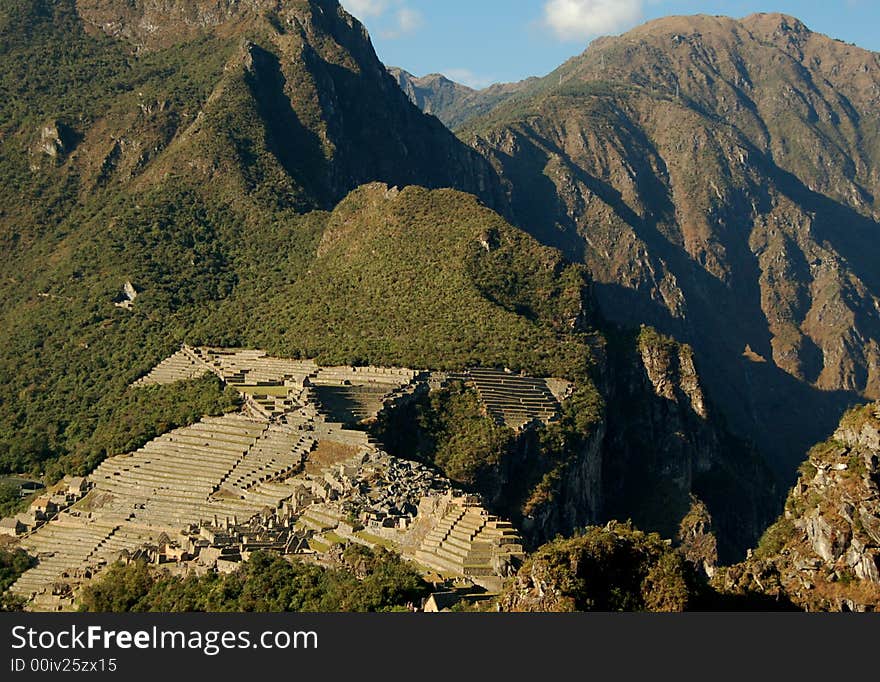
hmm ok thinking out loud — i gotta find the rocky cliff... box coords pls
[388,67,536,130]
[451,13,880,479]
[717,403,880,611]
[600,327,777,561]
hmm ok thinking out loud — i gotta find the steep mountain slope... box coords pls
[0,0,499,237]
[388,67,535,130]
[0,2,787,562]
[717,403,880,611]
[601,327,777,561]
[0,0,498,475]
[457,14,880,478]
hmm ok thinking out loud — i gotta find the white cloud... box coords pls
[443,68,495,90]
[342,1,423,40]
[381,7,424,38]
[342,0,389,18]
[543,0,644,41]
[396,7,423,34]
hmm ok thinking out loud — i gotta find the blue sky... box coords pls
[340,1,880,88]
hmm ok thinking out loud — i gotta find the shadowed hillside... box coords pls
[449,14,880,480]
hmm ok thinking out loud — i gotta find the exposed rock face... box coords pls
[388,67,536,130]
[456,13,880,478]
[717,404,880,611]
[68,0,503,210]
[513,420,605,548]
[601,327,777,561]
[678,496,719,578]
[113,280,138,310]
[30,121,75,170]
[76,0,285,49]
[38,123,67,159]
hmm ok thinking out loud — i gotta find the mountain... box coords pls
[1,0,500,222]
[21,0,880,592]
[0,0,499,475]
[442,13,880,480]
[0,1,779,562]
[196,182,598,378]
[717,403,880,611]
[388,67,536,130]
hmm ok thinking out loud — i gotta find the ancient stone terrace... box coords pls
[185,347,319,387]
[134,348,568,431]
[308,366,419,425]
[413,494,524,589]
[11,515,119,606]
[454,368,565,430]
[135,348,422,426]
[9,349,562,608]
[216,426,315,505]
[9,414,313,605]
[132,349,210,387]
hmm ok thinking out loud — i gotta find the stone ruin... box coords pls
[5,347,567,609]
[447,367,572,430]
[113,281,138,311]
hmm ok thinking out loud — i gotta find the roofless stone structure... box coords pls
[7,348,569,608]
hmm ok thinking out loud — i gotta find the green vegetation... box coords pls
[0,548,35,611]
[838,404,880,434]
[0,547,34,592]
[517,385,604,516]
[505,523,699,612]
[0,363,241,478]
[0,5,600,483]
[0,0,272,478]
[0,481,33,518]
[238,185,598,378]
[79,547,429,613]
[753,517,796,560]
[374,378,602,528]
[637,324,681,358]
[377,381,515,488]
[0,1,605,500]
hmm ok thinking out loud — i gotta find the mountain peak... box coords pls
[619,12,809,38]
[741,12,810,35]
[75,0,351,50]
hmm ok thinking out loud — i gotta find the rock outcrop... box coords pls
[499,522,697,612]
[677,496,719,579]
[29,121,75,171]
[717,404,880,611]
[601,327,778,562]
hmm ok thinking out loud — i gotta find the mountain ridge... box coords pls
[433,12,880,478]
[388,66,537,130]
